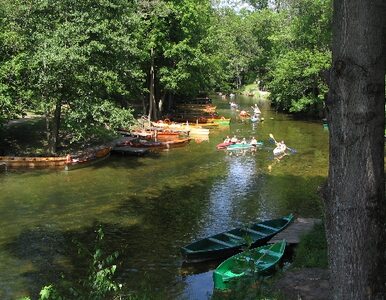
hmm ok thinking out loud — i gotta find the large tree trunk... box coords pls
[325,0,386,299]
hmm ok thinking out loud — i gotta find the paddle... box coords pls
[269,133,297,153]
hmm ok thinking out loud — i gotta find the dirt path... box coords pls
[274,268,330,300]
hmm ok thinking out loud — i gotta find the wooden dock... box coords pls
[269,218,322,245]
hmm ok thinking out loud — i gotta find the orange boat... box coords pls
[128,138,191,150]
[65,146,112,170]
[0,156,67,168]
[0,146,112,170]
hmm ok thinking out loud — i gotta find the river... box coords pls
[0,95,328,299]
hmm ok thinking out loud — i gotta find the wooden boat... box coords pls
[213,240,286,290]
[180,214,293,262]
[0,146,111,170]
[0,155,67,168]
[112,146,149,156]
[128,139,163,148]
[126,138,191,150]
[161,138,191,149]
[156,131,181,139]
[65,146,111,171]
[207,118,231,125]
[176,104,217,113]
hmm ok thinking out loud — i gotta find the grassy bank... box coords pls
[239,83,270,101]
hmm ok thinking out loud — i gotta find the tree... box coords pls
[267,0,332,114]
[13,0,142,153]
[325,0,386,298]
[138,0,215,119]
[0,0,30,125]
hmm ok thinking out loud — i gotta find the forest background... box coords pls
[0,0,331,153]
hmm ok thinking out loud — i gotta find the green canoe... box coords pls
[213,240,286,290]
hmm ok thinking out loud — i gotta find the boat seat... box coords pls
[208,237,234,247]
[256,224,277,232]
[259,249,280,257]
[223,232,243,240]
[182,247,194,253]
[243,227,266,236]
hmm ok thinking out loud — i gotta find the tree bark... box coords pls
[325,0,386,299]
[148,47,157,121]
[45,99,61,155]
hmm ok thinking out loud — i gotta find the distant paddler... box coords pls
[251,104,261,114]
[270,133,287,156]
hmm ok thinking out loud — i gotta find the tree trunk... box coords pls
[148,47,157,121]
[45,99,61,155]
[51,99,62,153]
[325,1,386,299]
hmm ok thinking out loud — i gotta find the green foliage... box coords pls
[266,0,332,114]
[268,49,330,113]
[1,0,334,133]
[292,222,328,268]
[20,226,122,300]
[78,226,121,300]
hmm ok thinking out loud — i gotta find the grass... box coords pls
[291,222,328,269]
[215,222,328,299]
[239,83,270,100]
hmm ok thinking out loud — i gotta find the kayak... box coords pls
[216,142,233,149]
[227,143,253,151]
[213,240,286,290]
[273,146,286,155]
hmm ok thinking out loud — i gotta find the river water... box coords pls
[0,95,328,299]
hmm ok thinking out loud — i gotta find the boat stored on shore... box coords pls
[213,240,286,290]
[180,214,293,262]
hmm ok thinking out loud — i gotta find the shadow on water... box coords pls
[3,172,324,300]
[0,95,330,299]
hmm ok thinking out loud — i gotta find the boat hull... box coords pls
[180,214,293,263]
[213,240,286,290]
[0,156,67,168]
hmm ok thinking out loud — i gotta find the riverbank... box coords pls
[239,83,270,100]
[0,115,117,157]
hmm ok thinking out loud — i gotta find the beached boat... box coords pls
[112,146,150,156]
[180,214,293,262]
[156,131,181,140]
[213,240,286,290]
[125,138,191,150]
[65,146,112,171]
[0,155,68,168]
[161,138,191,149]
[207,118,231,125]
[0,146,112,170]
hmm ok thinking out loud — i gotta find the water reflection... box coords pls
[202,155,258,236]
[0,94,330,299]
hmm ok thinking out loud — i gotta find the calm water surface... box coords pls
[0,95,328,299]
